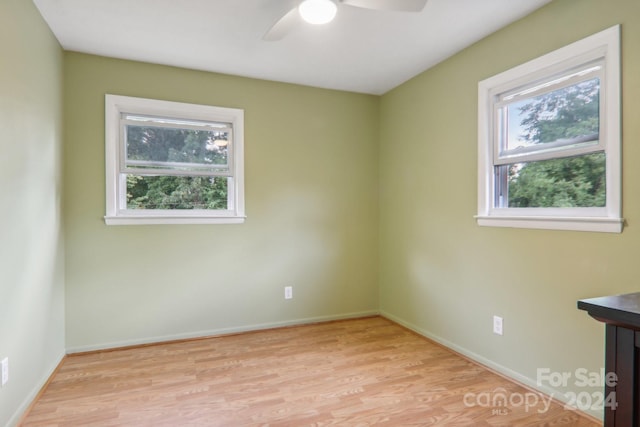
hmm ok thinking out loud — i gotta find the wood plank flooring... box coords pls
[21,317,600,426]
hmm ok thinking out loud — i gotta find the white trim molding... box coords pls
[104,94,245,225]
[477,25,622,233]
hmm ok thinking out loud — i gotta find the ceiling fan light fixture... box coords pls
[298,0,337,25]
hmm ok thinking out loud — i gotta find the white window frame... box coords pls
[105,94,245,225]
[476,25,622,233]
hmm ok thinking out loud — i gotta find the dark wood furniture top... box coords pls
[578,292,640,330]
[578,292,640,427]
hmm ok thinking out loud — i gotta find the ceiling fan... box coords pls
[263,0,428,41]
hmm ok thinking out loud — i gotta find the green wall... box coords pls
[0,1,65,426]
[63,53,380,351]
[6,0,640,423]
[379,0,640,417]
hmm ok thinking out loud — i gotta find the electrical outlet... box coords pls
[284,286,293,300]
[1,357,8,387]
[493,316,503,335]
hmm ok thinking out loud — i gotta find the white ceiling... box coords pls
[33,0,552,95]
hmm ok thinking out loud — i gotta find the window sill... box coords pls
[104,215,246,226]
[475,215,623,233]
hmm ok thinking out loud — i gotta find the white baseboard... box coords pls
[66,310,380,354]
[6,351,66,427]
[380,310,602,422]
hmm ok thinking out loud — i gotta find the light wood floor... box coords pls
[21,317,600,426]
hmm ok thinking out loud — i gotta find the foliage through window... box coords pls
[105,95,245,225]
[477,26,621,233]
[495,69,603,209]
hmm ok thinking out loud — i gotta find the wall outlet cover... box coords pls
[493,316,503,335]
[1,357,8,386]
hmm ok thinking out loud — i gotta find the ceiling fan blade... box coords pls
[263,6,300,41]
[340,0,427,12]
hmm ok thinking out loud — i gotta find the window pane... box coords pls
[498,152,605,208]
[125,125,229,171]
[503,77,600,154]
[124,114,229,130]
[126,175,228,210]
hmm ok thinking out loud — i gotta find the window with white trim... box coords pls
[105,95,245,225]
[477,25,622,233]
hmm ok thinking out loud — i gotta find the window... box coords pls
[105,95,245,225]
[477,25,622,233]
